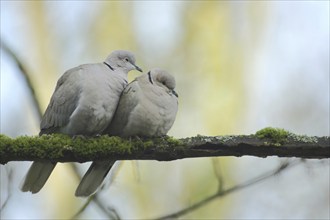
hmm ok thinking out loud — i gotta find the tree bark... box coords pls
[1,128,329,164]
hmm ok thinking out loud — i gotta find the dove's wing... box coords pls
[40,67,82,135]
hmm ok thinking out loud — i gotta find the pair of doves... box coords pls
[20,50,179,197]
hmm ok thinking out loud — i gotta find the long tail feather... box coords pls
[20,161,57,193]
[75,161,115,197]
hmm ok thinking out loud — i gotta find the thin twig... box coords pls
[69,164,121,219]
[69,163,94,219]
[93,194,121,220]
[211,158,224,192]
[155,160,299,220]
[0,167,13,211]
[0,40,43,120]
[70,195,94,220]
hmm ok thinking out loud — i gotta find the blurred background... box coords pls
[1,1,329,219]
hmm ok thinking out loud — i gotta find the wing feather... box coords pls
[40,67,82,135]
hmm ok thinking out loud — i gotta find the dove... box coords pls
[107,68,178,137]
[20,50,142,194]
[75,68,178,197]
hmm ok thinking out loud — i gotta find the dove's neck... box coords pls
[103,62,114,71]
[103,61,129,83]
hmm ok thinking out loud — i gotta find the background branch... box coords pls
[155,160,299,220]
[1,40,43,121]
[69,164,121,220]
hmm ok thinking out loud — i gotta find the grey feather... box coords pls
[75,161,115,197]
[40,68,81,134]
[20,161,56,193]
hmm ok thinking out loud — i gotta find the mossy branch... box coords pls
[1,128,329,164]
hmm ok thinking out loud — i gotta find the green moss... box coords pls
[255,127,322,146]
[69,135,144,159]
[165,136,183,146]
[0,134,12,150]
[1,133,183,164]
[137,136,184,155]
[0,134,157,163]
[256,127,290,145]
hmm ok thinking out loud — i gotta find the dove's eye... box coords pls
[125,58,129,62]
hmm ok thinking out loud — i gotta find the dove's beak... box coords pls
[134,64,143,72]
[172,90,178,98]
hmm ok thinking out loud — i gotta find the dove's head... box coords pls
[105,50,142,73]
[148,68,178,98]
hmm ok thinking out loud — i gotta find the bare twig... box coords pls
[69,164,121,219]
[93,195,121,220]
[0,40,43,120]
[155,160,299,220]
[211,158,224,192]
[70,195,94,220]
[0,166,13,211]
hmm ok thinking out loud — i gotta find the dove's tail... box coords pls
[75,161,115,197]
[20,161,57,193]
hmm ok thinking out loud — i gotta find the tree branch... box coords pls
[1,128,329,164]
[1,40,43,120]
[155,160,299,220]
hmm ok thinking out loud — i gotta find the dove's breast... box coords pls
[62,64,127,135]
